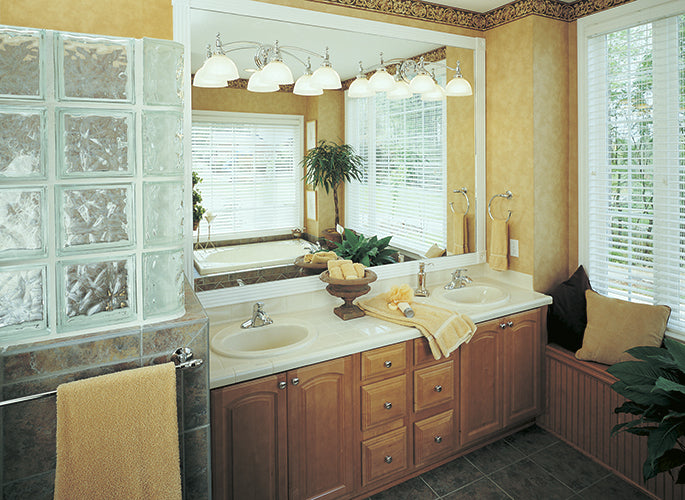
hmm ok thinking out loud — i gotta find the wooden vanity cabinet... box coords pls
[211,357,354,500]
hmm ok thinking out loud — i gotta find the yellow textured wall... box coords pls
[568,22,579,272]
[192,87,308,115]
[0,0,172,39]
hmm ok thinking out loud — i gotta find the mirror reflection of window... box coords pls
[345,64,447,257]
[191,111,304,242]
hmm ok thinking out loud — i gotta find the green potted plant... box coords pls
[333,228,395,267]
[302,140,364,244]
[609,338,685,483]
[192,171,206,231]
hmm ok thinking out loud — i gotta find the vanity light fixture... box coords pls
[311,47,342,89]
[444,61,473,97]
[386,73,412,100]
[348,61,375,98]
[260,41,294,85]
[421,80,446,102]
[247,69,279,92]
[368,53,396,92]
[293,58,324,96]
[192,44,238,87]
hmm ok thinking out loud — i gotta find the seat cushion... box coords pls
[546,266,592,351]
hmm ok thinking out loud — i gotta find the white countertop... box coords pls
[204,265,552,390]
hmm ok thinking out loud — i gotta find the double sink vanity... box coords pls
[203,265,551,500]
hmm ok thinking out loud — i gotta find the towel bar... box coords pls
[488,190,513,222]
[449,187,470,215]
[0,347,203,408]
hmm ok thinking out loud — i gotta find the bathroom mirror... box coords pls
[177,0,485,297]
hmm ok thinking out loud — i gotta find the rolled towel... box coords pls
[452,213,467,255]
[341,262,358,279]
[329,266,344,280]
[327,259,351,270]
[489,219,508,271]
[353,263,366,278]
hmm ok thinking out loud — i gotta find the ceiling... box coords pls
[430,0,574,13]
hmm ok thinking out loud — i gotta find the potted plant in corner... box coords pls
[192,171,206,232]
[302,140,364,247]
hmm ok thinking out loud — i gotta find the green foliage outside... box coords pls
[192,171,206,226]
[333,228,395,267]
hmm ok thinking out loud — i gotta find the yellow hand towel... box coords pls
[452,213,468,255]
[358,294,477,360]
[54,363,182,500]
[489,219,508,271]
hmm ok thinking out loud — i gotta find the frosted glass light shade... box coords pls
[193,65,227,88]
[247,70,279,92]
[348,76,374,98]
[386,80,412,100]
[311,65,341,89]
[202,54,239,81]
[409,73,436,94]
[369,68,395,92]
[293,74,323,96]
[262,60,293,85]
[445,76,473,96]
[421,84,446,101]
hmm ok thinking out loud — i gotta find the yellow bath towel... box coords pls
[54,363,182,500]
[452,213,468,255]
[489,219,509,271]
[358,294,477,360]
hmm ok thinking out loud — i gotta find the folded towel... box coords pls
[489,219,508,271]
[54,363,182,500]
[452,213,468,255]
[425,244,446,259]
[358,294,477,360]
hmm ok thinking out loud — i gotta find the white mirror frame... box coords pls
[174,0,486,308]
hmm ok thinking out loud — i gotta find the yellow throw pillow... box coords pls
[575,290,671,365]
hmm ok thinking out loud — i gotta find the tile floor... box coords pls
[369,426,653,500]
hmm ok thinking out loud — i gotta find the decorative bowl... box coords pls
[320,269,377,320]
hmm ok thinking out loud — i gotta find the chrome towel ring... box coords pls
[449,187,470,215]
[488,190,513,222]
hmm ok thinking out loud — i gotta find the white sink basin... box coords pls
[211,321,317,358]
[434,284,510,308]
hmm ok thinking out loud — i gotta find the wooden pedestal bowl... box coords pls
[320,269,377,320]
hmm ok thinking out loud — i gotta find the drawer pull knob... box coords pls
[384,455,393,464]
[507,321,514,327]
[434,385,443,393]
[384,402,392,410]
[384,360,392,368]
[499,323,507,329]
[434,436,443,444]
[278,381,287,390]
[291,378,300,386]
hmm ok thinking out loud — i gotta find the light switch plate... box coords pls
[510,239,519,258]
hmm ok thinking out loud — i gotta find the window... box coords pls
[191,111,303,241]
[580,3,685,334]
[345,77,447,256]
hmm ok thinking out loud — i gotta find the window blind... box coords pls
[345,83,447,256]
[191,112,303,241]
[585,13,685,333]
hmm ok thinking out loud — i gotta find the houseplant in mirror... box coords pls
[334,228,396,267]
[192,171,206,233]
[302,140,364,247]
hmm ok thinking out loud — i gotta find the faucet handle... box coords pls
[253,302,265,313]
[453,268,468,278]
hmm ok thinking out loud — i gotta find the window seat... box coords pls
[538,343,684,500]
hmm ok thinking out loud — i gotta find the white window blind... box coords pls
[584,12,685,333]
[191,112,303,241]
[345,84,446,256]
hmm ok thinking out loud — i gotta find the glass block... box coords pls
[0,265,47,337]
[56,32,134,102]
[0,26,44,99]
[58,184,134,254]
[58,108,134,177]
[142,110,183,175]
[0,107,46,179]
[143,38,183,107]
[57,256,135,332]
[143,181,184,246]
[0,187,46,260]
[143,249,184,319]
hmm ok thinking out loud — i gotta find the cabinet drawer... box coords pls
[414,410,456,466]
[361,374,407,431]
[361,343,407,381]
[414,361,454,413]
[361,427,408,485]
[414,337,439,366]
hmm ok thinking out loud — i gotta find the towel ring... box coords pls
[449,187,470,215]
[488,190,513,222]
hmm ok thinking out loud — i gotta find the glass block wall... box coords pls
[0,26,186,343]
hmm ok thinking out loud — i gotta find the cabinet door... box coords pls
[459,324,502,446]
[211,374,288,500]
[503,309,541,426]
[288,357,354,500]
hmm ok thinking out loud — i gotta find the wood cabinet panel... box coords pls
[361,374,407,431]
[413,337,439,366]
[414,410,456,467]
[361,427,409,486]
[211,375,288,500]
[414,361,455,413]
[361,343,407,381]
[288,357,354,500]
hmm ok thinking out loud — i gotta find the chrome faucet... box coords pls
[241,302,273,329]
[444,268,472,290]
[415,262,431,297]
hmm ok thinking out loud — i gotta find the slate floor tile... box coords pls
[464,439,526,474]
[530,441,611,492]
[504,424,561,455]
[573,474,654,500]
[442,477,510,500]
[420,456,484,496]
[489,458,575,500]
[369,476,437,500]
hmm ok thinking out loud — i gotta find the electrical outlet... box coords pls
[510,239,519,258]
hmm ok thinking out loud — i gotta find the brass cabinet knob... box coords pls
[434,436,443,443]
[384,455,393,464]
[384,360,392,368]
